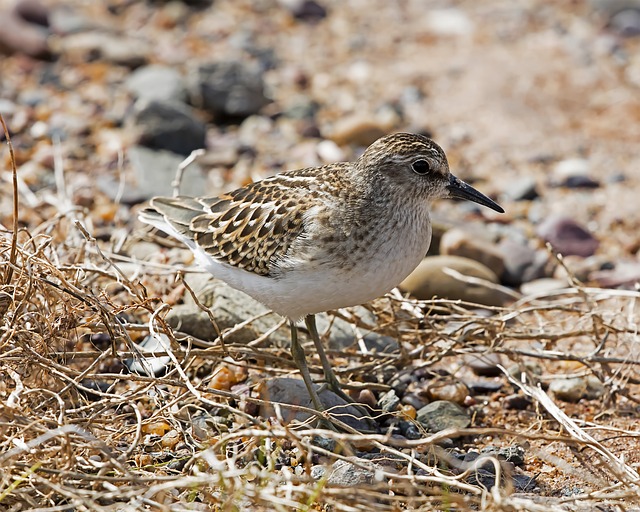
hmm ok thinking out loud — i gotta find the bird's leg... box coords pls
[289,320,325,412]
[304,314,354,404]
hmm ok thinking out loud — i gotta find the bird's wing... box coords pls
[138,166,342,276]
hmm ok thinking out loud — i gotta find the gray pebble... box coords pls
[416,400,470,432]
[549,376,605,402]
[188,61,269,120]
[377,389,400,413]
[125,65,188,103]
[98,145,207,203]
[507,176,539,201]
[324,459,380,486]
[259,377,377,432]
[464,353,503,377]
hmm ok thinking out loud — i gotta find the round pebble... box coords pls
[400,255,511,306]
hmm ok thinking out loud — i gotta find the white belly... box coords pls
[193,215,432,320]
[268,248,427,318]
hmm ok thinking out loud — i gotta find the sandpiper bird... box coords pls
[139,133,504,412]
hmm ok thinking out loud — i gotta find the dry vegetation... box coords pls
[2,118,640,511]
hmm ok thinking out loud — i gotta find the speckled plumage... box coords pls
[140,133,503,412]
[139,133,502,320]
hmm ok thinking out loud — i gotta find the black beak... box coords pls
[447,174,504,213]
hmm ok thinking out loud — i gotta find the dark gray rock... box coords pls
[188,61,269,120]
[78,379,111,401]
[166,304,225,342]
[465,379,503,395]
[289,0,328,22]
[133,99,206,155]
[310,465,326,480]
[503,393,532,410]
[311,435,336,452]
[398,420,422,440]
[461,450,535,491]
[312,313,398,353]
[167,275,391,352]
[560,175,600,189]
[480,445,526,466]
[389,370,413,395]
[167,276,291,347]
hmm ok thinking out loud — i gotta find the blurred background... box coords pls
[3,2,640,505]
[1,0,640,283]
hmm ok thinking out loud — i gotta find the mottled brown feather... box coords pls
[146,164,353,276]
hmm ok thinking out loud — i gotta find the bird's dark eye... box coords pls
[412,159,431,175]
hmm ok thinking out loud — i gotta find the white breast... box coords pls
[191,210,433,320]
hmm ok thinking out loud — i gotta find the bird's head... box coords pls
[359,133,504,213]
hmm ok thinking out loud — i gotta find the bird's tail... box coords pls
[138,196,204,240]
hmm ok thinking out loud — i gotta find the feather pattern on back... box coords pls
[139,164,354,277]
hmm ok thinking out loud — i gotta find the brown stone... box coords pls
[400,255,512,306]
[440,228,505,277]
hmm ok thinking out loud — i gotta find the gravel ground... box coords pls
[1,0,640,510]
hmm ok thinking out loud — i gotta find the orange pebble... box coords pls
[143,420,171,436]
[399,404,416,420]
[209,366,234,391]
